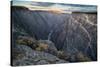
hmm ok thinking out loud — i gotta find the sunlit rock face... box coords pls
[12,6,97,61]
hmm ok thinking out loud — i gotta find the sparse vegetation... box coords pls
[36,43,48,51]
[76,52,91,62]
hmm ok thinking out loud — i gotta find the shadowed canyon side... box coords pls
[11,6,97,65]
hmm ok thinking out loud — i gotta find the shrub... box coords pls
[36,43,48,51]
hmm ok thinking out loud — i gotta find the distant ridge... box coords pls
[72,11,97,14]
[11,6,29,10]
[11,6,72,14]
[11,6,97,14]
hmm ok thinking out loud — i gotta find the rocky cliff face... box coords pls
[11,6,97,66]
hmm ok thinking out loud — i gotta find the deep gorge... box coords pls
[11,6,97,64]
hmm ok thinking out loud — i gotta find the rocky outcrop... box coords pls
[12,44,67,66]
[36,40,58,56]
